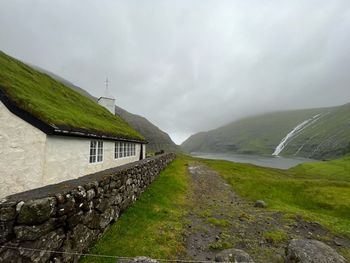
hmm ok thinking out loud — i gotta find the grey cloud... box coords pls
[1,0,350,144]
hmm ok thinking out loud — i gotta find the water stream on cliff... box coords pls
[272,114,322,156]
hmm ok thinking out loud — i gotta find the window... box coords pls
[119,142,123,158]
[89,140,103,163]
[115,142,119,159]
[114,142,136,158]
[89,141,97,163]
[97,141,103,162]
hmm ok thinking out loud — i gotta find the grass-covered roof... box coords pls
[0,51,145,142]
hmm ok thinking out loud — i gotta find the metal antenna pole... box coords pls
[105,77,109,96]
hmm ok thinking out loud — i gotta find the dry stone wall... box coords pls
[0,153,176,263]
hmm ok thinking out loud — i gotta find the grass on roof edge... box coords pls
[0,50,144,141]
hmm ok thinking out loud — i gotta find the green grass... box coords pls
[80,155,191,263]
[263,230,288,244]
[202,158,350,238]
[290,156,350,181]
[208,240,231,250]
[207,217,230,227]
[0,51,143,141]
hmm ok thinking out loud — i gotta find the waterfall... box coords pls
[272,114,321,156]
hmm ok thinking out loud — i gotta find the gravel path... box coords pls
[183,163,350,262]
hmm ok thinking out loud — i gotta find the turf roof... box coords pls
[0,51,145,142]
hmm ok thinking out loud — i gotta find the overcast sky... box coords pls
[1,1,350,144]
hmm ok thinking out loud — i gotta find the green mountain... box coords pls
[181,103,350,160]
[32,63,178,153]
[114,105,179,153]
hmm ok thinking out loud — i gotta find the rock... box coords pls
[19,228,65,262]
[0,201,17,221]
[0,244,21,262]
[81,200,93,211]
[254,200,267,208]
[99,208,115,229]
[67,211,83,229]
[16,201,24,213]
[286,239,346,263]
[55,193,66,205]
[14,216,66,241]
[215,248,255,263]
[58,224,98,262]
[126,178,133,185]
[71,187,86,203]
[17,197,56,225]
[83,210,101,229]
[57,194,76,216]
[119,256,159,263]
[86,189,96,201]
[0,220,14,242]
[110,193,123,206]
[95,198,110,213]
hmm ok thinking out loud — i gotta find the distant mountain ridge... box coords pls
[181,103,350,160]
[33,65,178,153]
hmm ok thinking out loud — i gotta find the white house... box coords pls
[0,51,147,198]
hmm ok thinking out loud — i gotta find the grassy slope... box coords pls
[80,155,349,262]
[182,108,327,154]
[0,51,143,141]
[203,157,350,238]
[181,104,350,159]
[80,155,191,263]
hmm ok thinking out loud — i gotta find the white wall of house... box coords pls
[0,101,47,197]
[43,137,142,185]
[0,101,146,198]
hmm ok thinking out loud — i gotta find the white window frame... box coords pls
[114,141,136,159]
[89,140,103,164]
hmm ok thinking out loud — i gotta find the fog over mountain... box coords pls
[1,0,350,144]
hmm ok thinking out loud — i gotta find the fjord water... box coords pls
[191,152,317,169]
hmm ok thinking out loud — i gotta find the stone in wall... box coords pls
[0,153,176,263]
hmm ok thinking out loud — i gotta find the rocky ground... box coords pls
[182,163,350,262]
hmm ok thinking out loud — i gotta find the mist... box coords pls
[1,0,350,144]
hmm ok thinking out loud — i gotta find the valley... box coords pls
[181,104,350,160]
[80,155,350,262]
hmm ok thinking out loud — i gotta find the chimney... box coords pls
[98,96,115,114]
[98,77,116,114]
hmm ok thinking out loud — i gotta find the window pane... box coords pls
[90,141,96,149]
[89,140,97,163]
[119,142,123,157]
[115,142,118,159]
[98,141,103,162]
[123,143,126,157]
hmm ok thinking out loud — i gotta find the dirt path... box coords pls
[183,163,350,262]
